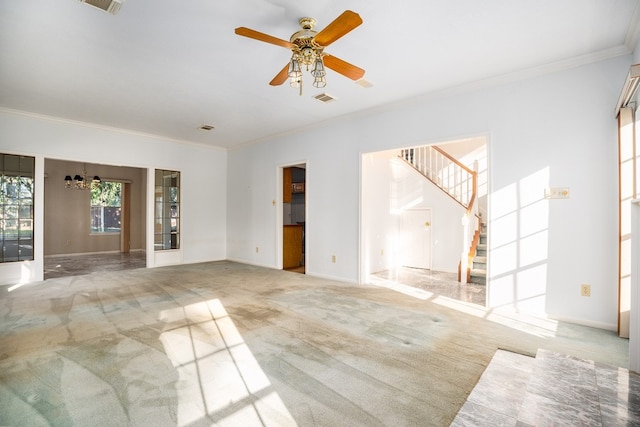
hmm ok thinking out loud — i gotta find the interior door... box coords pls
[401,209,431,269]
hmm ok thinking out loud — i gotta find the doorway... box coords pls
[360,136,489,305]
[282,164,306,273]
[43,159,146,279]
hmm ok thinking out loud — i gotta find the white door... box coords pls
[401,209,431,269]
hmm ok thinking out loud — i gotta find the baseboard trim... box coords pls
[548,315,618,332]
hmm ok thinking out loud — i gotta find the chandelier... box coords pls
[64,167,101,190]
[287,18,326,95]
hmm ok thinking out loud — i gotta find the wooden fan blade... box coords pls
[323,54,365,81]
[235,27,295,49]
[313,10,362,47]
[270,63,290,86]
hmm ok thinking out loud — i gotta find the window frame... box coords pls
[90,180,122,235]
[0,154,35,263]
[154,169,180,251]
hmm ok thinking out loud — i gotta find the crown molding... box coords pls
[625,2,640,52]
[0,107,227,152]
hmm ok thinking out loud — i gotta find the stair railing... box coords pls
[399,146,480,282]
[400,146,476,209]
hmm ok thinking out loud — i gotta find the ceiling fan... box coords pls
[235,10,365,95]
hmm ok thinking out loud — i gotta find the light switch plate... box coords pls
[544,187,570,199]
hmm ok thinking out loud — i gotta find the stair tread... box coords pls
[518,350,603,425]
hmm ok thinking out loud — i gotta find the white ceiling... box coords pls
[1,0,639,149]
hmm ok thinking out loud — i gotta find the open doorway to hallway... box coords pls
[361,136,488,306]
[43,159,147,279]
[282,164,306,274]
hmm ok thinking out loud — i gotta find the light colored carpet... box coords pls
[0,261,629,426]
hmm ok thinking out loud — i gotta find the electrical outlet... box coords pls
[381,249,384,256]
[255,247,259,253]
[331,255,336,263]
[581,284,591,297]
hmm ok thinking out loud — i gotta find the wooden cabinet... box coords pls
[283,167,292,203]
[283,224,303,269]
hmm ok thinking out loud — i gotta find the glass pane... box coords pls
[20,156,35,174]
[5,206,18,220]
[5,181,19,202]
[19,223,33,239]
[18,237,33,256]
[163,219,173,234]
[4,239,18,260]
[170,187,179,203]
[4,155,20,173]
[4,219,18,239]
[162,201,171,215]
[18,205,32,218]
[19,178,33,199]
[154,202,163,218]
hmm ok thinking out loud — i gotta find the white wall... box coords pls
[362,150,466,275]
[227,54,630,329]
[0,109,227,284]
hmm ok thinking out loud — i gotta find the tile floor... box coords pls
[44,251,147,279]
[452,348,640,426]
[371,267,486,306]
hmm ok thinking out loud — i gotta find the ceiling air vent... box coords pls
[79,0,124,15]
[314,93,336,103]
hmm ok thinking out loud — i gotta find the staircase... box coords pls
[469,222,487,285]
[452,348,640,426]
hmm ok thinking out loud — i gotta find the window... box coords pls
[90,181,122,233]
[0,154,35,262]
[154,169,180,250]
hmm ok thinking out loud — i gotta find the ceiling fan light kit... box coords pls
[235,10,365,96]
